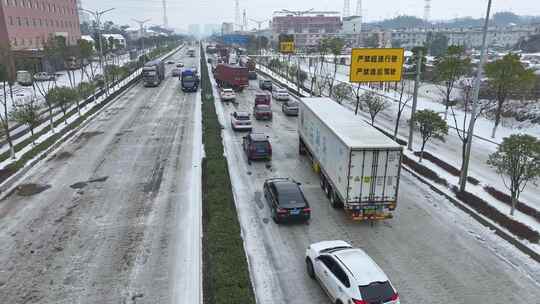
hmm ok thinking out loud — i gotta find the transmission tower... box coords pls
[243,9,247,31]
[424,0,431,27]
[355,0,362,17]
[343,0,351,17]
[234,0,241,31]
[162,0,168,28]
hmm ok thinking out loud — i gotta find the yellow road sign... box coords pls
[280,42,295,54]
[349,48,404,82]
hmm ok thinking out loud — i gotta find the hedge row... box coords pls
[200,47,255,304]
[484,186,540,223]
[452,187,540,243]
[402,154,449,187]
[413,151,480,185]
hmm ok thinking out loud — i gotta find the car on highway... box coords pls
[33,72,56,81]
[176,62,184,68]
[305,240,400,304]
[220,88,236,102]
[259,79,273,91]
[230,111,252,131]
[171,68,182,77]
[248,71,257,80]
[242,132,272,162]
[272,88,290,101]
[282,100,299,116]
[253,104,272,120]
[167,60,175,64]
[263,178,310,224]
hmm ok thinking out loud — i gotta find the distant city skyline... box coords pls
[83,0,540,30]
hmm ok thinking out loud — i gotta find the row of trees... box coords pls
[260,41,540,216]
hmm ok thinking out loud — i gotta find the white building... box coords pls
[389,25,536,49]
[341,16,363,47]
[102,34,126,49]
[222,22,234,35]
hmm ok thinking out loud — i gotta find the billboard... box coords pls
[222,34,249,45]
[280,42,295,54]
[349,48,404,82]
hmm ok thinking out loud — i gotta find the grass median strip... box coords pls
[200,48,255,304]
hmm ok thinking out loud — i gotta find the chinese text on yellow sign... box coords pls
[280,42,295,54]
[349,48,404,82]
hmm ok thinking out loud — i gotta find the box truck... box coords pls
[142,60,165,87]
[214,64,249,91]
[298,97,403,221]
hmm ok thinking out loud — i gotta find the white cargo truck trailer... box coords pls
[298,98,403,221]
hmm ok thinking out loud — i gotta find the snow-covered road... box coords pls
[211,62,540,303]
[0,47,202,304]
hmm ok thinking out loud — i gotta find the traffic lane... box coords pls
[219,79,540,303]
[0,49,197,304]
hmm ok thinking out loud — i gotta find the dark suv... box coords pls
[243,133,272,162]
[263,178,311,224]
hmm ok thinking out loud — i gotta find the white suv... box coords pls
[306,240,400,304]
[272,88,290,101]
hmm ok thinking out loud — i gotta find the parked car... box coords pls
[253,104,273,120]
[220,88,236,102]
[33,72,56,81]
[171,68,182,77]
[305,240,400,304]
[230,111,252,131]
[282,100,299,116]
[242,132,272,162]
[176,62,184,68]
[259,79,273,91]
[272,88,290,101]
[263,178,310,223]
[167,60,175,64]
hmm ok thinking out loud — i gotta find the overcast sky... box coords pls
[82,0,540,30]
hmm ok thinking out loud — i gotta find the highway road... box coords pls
[210,63,540,303]
[0,47,202,304]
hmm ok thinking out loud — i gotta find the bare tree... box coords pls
[363,91,389,126]
[0,59,16,159]
[450,79,493,186]
[11,100,40,145]
[393,79,413,140]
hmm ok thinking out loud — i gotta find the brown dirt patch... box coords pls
[16,183,51,196]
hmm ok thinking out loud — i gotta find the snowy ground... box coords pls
[208,57,540,303]
[0,47,202,304]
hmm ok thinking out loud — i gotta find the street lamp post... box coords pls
[80,8,115,94]
[132,19,151,57]
[459,0,492,192]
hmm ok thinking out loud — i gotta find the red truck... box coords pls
[214,64,249,91]
[253,92,272,120]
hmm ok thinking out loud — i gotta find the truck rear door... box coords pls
[347,149,400,205]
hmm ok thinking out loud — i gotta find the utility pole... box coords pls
[81,8,115,94]
[162,0,168,28]
[407,49,423,151]
[132,18,151,56]
[459,0,492,192]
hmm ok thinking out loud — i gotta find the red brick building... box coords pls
[0,0,81,50]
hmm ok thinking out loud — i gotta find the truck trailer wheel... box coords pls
[329,190,342,209]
